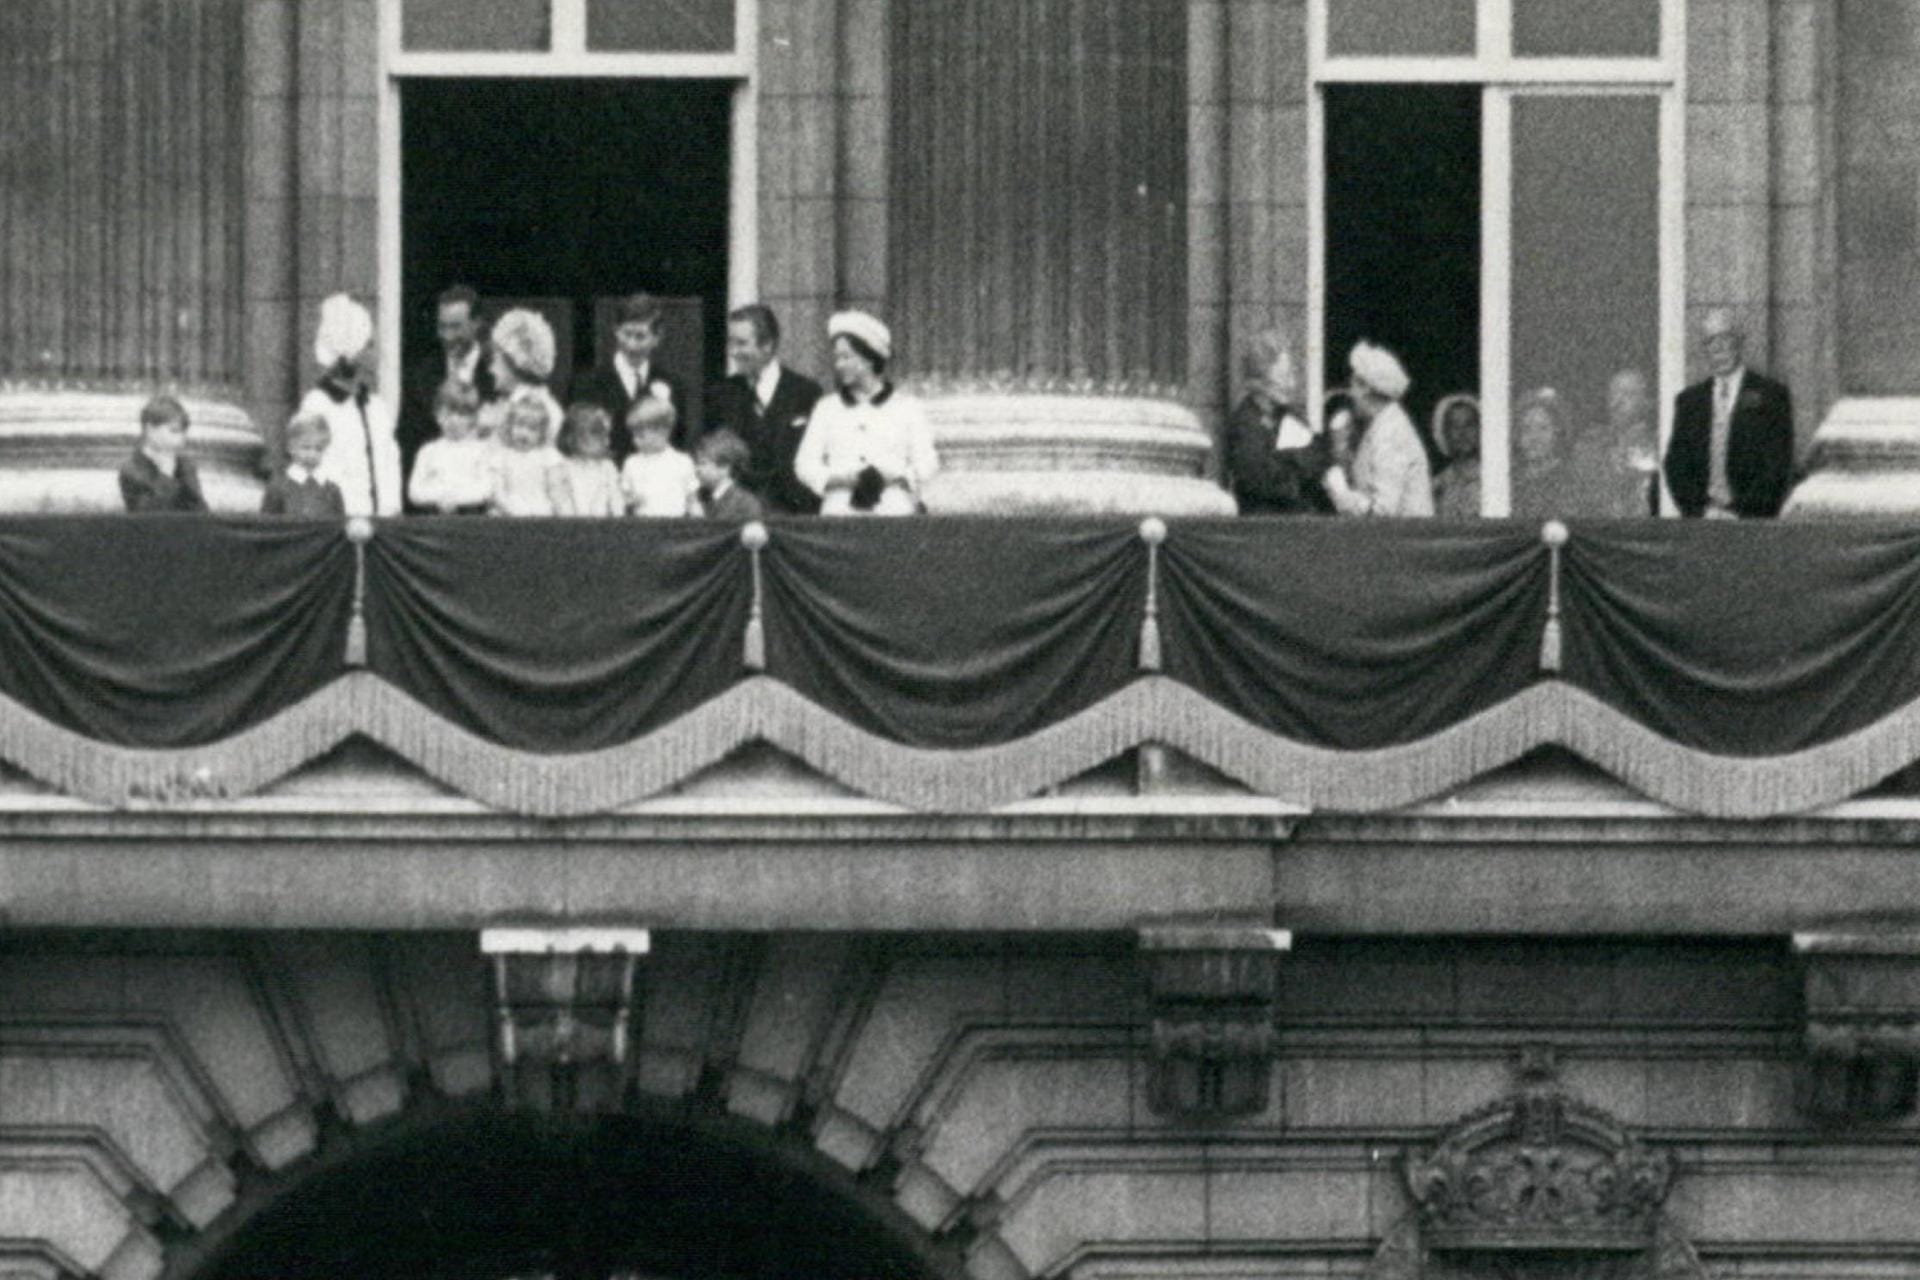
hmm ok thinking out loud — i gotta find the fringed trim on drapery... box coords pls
[5,677,1920,818]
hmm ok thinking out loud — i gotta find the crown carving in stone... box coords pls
[1404,1048,1673,1253]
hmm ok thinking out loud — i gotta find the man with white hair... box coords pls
[1662,308,1794,519]
[1323,341,1434,518]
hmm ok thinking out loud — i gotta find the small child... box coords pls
[694,429,765,521]
[554,403,624,518]
[619,396,698,517]
[261,412,347,516]
[489,396,566,517]
[410,380,495,514]
[119,394,209,513]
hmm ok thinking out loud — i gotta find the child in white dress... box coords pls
[409,380,495,514]
[619,396,698,517]
[488,397,566,517]
[554,403,624,517]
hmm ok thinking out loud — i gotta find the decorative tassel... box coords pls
[741,521,769,671]
[344,517,373,667]
[1138,517,1167,672]
[1540,520,1567,673]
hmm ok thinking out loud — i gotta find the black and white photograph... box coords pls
[2,1,1920,1278]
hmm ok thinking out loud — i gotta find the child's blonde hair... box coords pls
[285,411,331,447]
[507,395,551,443]
[625,395,677,440]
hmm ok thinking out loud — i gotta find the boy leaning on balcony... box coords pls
[119,394,209,513]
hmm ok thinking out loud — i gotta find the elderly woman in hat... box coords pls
[297,293,402,516]
[1323,341,1433,518]
[1430,392,1482,519]
[1225,329,1331,515]
[482,308,566,445]
[794,311,939,516]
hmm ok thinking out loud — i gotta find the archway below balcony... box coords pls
[172,1099,966,1280]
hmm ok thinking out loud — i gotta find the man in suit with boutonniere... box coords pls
[578,292,691,462]
[1663,307,1795,519]
[702,304,825,514]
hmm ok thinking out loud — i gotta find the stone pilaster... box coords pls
[1686,0,1775,374]
[759,0,841,377]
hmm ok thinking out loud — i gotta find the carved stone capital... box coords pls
[1793,932,1920,1122]
[1139,923,1289,1120]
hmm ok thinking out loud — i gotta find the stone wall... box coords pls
[7,933,1918,1280]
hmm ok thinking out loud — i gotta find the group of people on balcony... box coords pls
[121,286,1795,522]
[120,290,941,520]
[1226,308,1797,520]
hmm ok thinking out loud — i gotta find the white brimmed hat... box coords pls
[828,310,893,362]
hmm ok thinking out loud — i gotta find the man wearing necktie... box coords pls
[1662,308,1795,519]
[702,304,825,514]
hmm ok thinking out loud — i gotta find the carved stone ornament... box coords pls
[1139,924,1289,1120]
[1794,932,1920,1122]
[1366,1048,1705,1280]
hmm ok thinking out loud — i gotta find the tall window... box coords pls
[1310,0,1681,516]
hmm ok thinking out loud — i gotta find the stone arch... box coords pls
[165,1095,972,1280]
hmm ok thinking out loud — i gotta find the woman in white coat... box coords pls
[794,311,938,517]
[299,294,403,517]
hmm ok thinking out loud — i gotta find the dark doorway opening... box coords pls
[401,79,732,404]
[185,1107,956,1280]
[1323,84,1480,452]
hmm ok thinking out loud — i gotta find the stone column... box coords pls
[0,0,262,511]
[883,0,1231,514]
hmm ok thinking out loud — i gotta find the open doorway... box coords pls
[1322,84,1480,456]
[400,79,732,406]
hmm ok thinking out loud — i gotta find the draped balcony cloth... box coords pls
[3,517,1920,816]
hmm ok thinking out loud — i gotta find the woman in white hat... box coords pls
[794,311,939,516]
[1323,341,1433,518]
[481,308,566,446]
[298,293,403,517]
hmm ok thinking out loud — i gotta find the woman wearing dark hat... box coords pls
[1224,329,1331,515]
[794,311,939,516]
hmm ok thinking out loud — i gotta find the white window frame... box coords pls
[377,0,759,403]
[1306,0,1684,516]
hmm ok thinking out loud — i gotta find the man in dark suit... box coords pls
[702,304,824,514]
[400,284,497,507]
[1663,308,1795,519]
[575,292,689,461]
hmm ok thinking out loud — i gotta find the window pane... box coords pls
[1837,0,1920,394]
[403,0,549,51]
[1509,96,1662,519]
[1513,0,1660,58]
[1327,0,1474,57]
[588,0,735,52]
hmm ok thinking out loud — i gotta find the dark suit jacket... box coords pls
[1663,369,1795,519]
[575,362,691,460]
[119,451,208,513]
[400,348,498,505]
[1225,391,1334,515]
[703,366,825,515]
[261,471,347,518]
[702,483,766,522]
